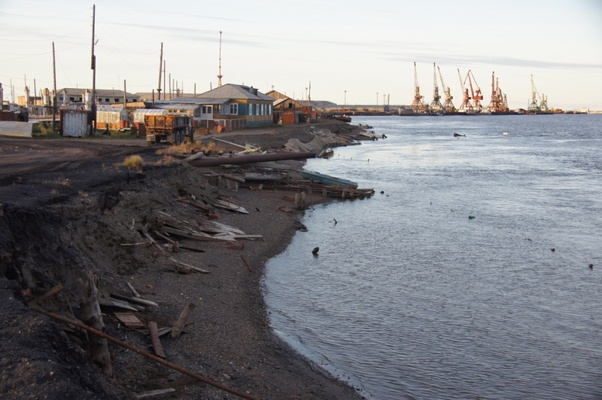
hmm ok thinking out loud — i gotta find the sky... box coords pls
[1,0,602,111]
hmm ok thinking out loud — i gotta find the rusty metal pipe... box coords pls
[30,306,261,400]
[187,152,315,167]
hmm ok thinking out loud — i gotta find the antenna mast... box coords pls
[157,42,163,100]
[217,31,223,87]
[91,4,97,133]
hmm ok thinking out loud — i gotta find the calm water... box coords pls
[264,114,602,399]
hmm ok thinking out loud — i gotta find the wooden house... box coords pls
[266,90,310,125]
[174,83,274,132]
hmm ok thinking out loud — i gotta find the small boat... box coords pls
[300,170,358,189]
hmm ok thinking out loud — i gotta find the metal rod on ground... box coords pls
[30,307,261,400]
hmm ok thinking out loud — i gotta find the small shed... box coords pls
[61,109,91,137]
[96,105,128,131]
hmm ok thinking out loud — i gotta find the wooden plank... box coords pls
[162,226,230,242]
[168,257,210,274]
[111,293,159,308]
[114,312,145,329]
[213,199,248,214]
[109,299,142,312]
[171,303,195,339]
[135,388,176,399]
[125,281,141,298]
[28,283,63,306]
[240,255,252,272]
[148,321,166,358]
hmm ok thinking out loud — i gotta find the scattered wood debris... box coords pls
[148,321,166,358]
[135,388,176,399]
[114,312,145,329]
[171,303,195,339]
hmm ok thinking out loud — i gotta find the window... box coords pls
[202,106,212,114]
[228,103,238,115]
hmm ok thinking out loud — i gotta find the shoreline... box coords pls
[0,120,368,399]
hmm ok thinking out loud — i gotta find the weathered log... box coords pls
[135,388,176,399]
[111,293,159,308]
[77,271,112,375]
[148,321,166,358]
[240,255,252,272]
[30,307,261,400]
[171,303,195,339]
[126,281,141,298]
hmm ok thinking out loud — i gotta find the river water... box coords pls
[263,114,602,400]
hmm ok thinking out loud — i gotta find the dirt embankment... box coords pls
[0,120,368,399]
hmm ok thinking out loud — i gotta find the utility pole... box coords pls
[52,42,57,134]
[217,31,223,87]
[157,42,163,100]
[91,4,97,134]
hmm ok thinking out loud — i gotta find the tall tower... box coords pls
[217,31,223,87]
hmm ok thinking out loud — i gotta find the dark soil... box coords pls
[0,120,369,399]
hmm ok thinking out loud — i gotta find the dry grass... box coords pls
[123,155,144,170]
[44,178,71,187]
[156,141,229,156]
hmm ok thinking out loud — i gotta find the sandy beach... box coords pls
[0,120,368,399]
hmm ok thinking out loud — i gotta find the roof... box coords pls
[57,88,138,98]
[273,98,304,107]
[155,104,200,110]
[164,98,227,105]
[97,105,125,112]
[197,83,273,102]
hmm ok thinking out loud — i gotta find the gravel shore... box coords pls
[0,120,368,399]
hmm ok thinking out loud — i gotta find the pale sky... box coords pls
[1,0,601,110]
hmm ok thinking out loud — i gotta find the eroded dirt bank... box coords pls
[0,120,369,399]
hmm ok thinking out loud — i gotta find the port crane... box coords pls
[429,63,444,113]
[487,71,509,113]
[464,70,483,112]
[437,65,455,113]
[410,62,427,113]
[457,68,473,112]
[528,74,540,113]
[539,93,549,112]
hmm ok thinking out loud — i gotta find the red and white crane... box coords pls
[457,68,473,112]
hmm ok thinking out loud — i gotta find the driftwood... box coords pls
[114,312,145,329]
[171,303,195,339]
[135,388,176,399]
[109,298,142,311]
[31,307,260,400]
[148,321,166,358]
[28,283,64,306]
[240,255,252,272]
[177,244,206,253]
[162,226,230,242]
[140,229,210,273]
[126,281,141,298]
[111,293,159,308]
[77,271,112,375]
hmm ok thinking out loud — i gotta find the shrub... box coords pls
[123,155,144,170]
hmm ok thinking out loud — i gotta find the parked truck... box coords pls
[144,114,193,145]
